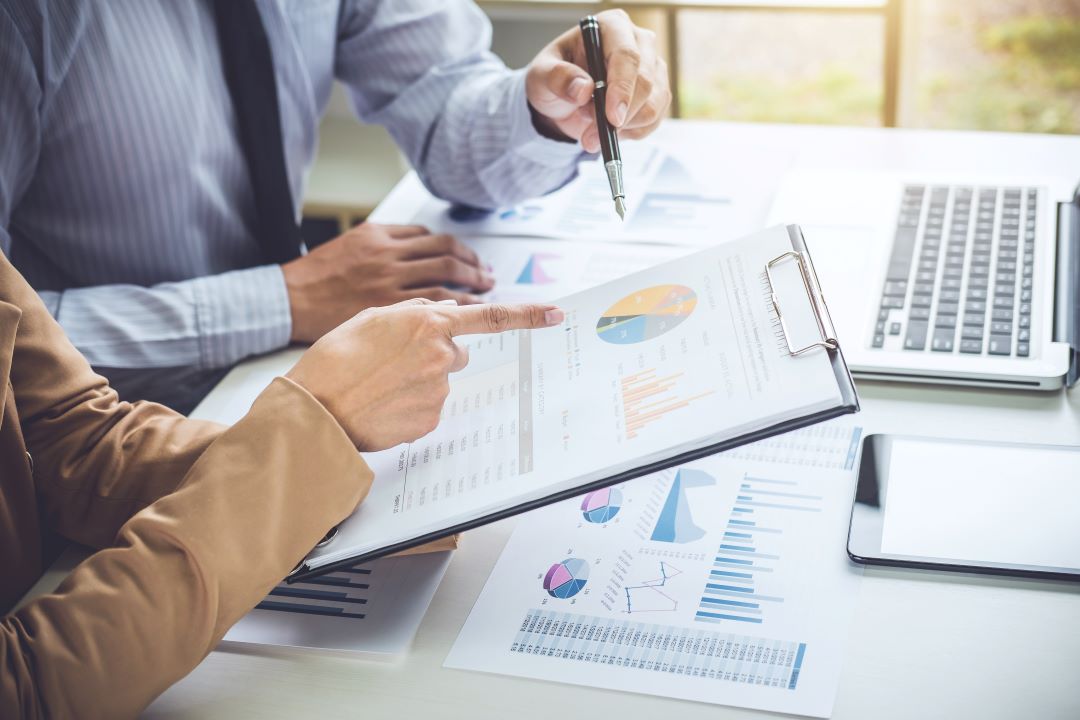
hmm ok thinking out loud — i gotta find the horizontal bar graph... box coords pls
[620,369,714,440]
[696,470,823,626]
[254,562,374,622]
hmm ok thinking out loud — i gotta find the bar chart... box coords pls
[696,472,824,626]
[447,431,866,716]
[619,368,714,440]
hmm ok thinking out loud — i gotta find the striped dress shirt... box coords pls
[0,0,582,370]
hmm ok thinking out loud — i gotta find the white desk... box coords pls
[147,122,1080,719]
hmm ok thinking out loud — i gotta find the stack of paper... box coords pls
[222,551,452,657]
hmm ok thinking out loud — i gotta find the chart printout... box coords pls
[405,142,775,246]
[301,225,848,571]
[445,424,865,718]
[223,551,451,656]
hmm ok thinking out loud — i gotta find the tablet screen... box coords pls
[879,438,1080,572]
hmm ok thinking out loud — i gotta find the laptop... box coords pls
[769,170,1079,390]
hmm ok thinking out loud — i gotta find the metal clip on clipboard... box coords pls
[765,250,838,356]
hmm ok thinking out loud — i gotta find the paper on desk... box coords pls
[221,551,452,657]
[193,226,851,577]
[466,236,691,304]
[404,141,787,246]
[298,225,849,572]
[445,423,865,718]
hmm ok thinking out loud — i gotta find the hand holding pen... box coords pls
[524,10,673,216]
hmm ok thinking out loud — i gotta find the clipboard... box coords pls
[288,225,859,582]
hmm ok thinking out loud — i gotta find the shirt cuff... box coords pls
[190,265,292,369]
[505,68,589,168]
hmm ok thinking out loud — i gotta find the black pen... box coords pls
[579,16,626,220]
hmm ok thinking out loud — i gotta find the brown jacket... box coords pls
[0,251,375,717]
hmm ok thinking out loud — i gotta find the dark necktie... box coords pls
[214,0,302,264]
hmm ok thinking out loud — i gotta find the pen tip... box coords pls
[615,197,627,220]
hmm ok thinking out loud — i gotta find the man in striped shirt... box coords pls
[0,1,670,412]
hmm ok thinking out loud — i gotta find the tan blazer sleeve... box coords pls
[0,255,374,717]
[5,256,225,548]
[2,377,372,719]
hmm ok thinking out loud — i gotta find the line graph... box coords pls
[624,561,683,614]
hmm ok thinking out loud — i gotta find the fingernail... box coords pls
[544,308,565,326]
[568,77,589,100]
[482,271,495,285]
[614,102,628,126]
[437,299,458,305]
[485,263,494,273]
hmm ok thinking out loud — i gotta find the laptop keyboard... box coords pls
[873,185,1037,357]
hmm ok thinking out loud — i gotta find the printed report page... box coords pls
[307,225,847,569]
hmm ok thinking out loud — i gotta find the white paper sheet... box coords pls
[465,236,691,304]
[445,424,865,718]
[192,227,849,575]
[302,225,846,571]
[221,551,452,657]
[406,142,786,246]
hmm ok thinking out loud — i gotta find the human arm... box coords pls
[0,8,290,371]
[31,267,292,370]
[334,0,584,209]
[334,2,670,209]
[2,240,562,716]
[0,245,372,717]
[1,377,368,719]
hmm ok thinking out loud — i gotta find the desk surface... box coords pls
[149,121,1080,720]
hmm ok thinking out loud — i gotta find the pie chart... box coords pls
[596,285,697,345]
[543,558,590,599]
[580,487,622,523]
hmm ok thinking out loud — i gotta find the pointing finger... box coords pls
[442,303,565,337]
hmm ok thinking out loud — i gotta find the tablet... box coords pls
[848,434,1080,580]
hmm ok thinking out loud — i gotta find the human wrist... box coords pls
[281,261,312,344]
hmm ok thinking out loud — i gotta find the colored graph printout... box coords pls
[543,558,590,599]
[624,561,682,613]
[516,253,559,285]
[581,487,622,523]
[596,284,697,345]
[447,424,865,718]
[651,469,715,543]
[619,370,715,441]
[223,551,451,656]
